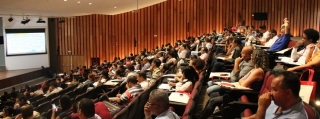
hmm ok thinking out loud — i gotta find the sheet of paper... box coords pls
[158,83,171,90]
[276,48,291,54]
[209,72,231,78]
[216,57,225,60]
[300,85,313,104]
[104,81,119,86]
[169,92,190,104]
[163,74,177,77]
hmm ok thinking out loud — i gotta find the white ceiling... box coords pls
[0,0,166,17]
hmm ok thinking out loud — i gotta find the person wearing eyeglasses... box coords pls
[144,89,179,119]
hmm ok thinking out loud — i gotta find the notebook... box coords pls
[169,92,189,104]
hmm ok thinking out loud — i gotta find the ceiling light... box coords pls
[316,101,320,106]
[114,6,117,8]
[64,0,67,1]
[89,3,92,5]
[8,17,13,22]
[77,1,80,3]
[21,17,30,25]
[37,18,46,23]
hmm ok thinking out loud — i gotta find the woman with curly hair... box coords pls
[199,49,269,119]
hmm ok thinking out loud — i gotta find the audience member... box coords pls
[166,51,177,65]
[31,81,47,97]
[263,29,278,47]
[77,74,95,88]
[230,46,254,82]
[169,66,198,93]
[78,98,101,119]
[200,49,269,118]
[109,75,143,107]
[270,18,291,52]
[258,25,270,43]
[144,89,179,119]
[56,78,62,87]
[199,47,208,60]
[150,59,162,83]
[190,58,205,74]
[178,44,189,59]
[2,106,14,119]
[51,95,72,119]
[141,58,151,71]
[137,71,150,90]
[243,71,307,119]
[45,82,63,96]
[93,71,108,87]
[290,28,319,64]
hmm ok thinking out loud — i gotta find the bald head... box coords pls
[241,46,254,60]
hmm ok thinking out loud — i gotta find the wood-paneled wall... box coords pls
[55,0,320,72]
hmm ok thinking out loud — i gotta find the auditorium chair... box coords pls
[29,94,44,103]
[37,101,51,114]
[74,93,86,102]
[221,72,274,118]
[51,96,60,105]
[36,97,49,107]
[112,97,140,119]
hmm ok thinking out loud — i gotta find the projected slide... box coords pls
[5,29,47,56]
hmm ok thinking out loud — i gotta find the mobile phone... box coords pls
[52,104,57,111]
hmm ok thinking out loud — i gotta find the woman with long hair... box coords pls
[168,66,198,93]
[200,49,269,119]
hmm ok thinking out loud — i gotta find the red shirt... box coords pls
[71,102,112,119]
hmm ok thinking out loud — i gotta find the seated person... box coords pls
[15,104,42,119]
[200,49,269,119]
[116,65,126,77]
[150,59,162,83]
[263,29,279,47]
[168,66,198,93]
[108,63,118,76]
[290,28,319,64]
[109,75,144,107]
[243,71,307,119]
[45,82,63,97]
[77,98,102,119]
[93,71,108,87]
[141,58,151,71]
[121,65,137,85]
[51,95,72,119]
[211,37,242,72]
[125,57,132,67]
[269,18,291,52]
[77,74,95,88]
[190,58,206,75]
[144,89,179,119]
[166,51,177,65]
[178,44,189,59]
[207,46,254,93]
[2,106,14,119]
[199,47,208,60]
[155,52,164,62]
[68,77,79,87]
[31,81,47,97]
[137,71,150,90]
[56,78,62,87]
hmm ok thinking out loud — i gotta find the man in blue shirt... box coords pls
[243,71,307,119]
[270,18,291,52]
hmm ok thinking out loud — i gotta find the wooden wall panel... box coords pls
[55,0,320,72]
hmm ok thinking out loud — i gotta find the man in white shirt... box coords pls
[141,58,151,71]
[264,29,279,47]
[259,25,270,43]
[155,52,164,62]
[178,44,188,59]
[199,47,208,60]
[78,98,102,119]
[144,89,179,119]
[45,82,62,97]
[121,65,137,85]
[137,71,150,90]
[203,38,213,49]
[291,29,319,64]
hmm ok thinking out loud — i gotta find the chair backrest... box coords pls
[287,40,297,48]
[37,101,50,114]
[36,97,48,107]
[304,102,319,119]
[51,96,60,105]
[74,93,86,102]
[259,71,274,95]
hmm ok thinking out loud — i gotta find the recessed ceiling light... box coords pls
[77,1,80,3]
[89,3,92,5]
[114,6,117,8]
[64,0,67,1]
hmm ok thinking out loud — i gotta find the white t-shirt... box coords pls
[262,31,270,41]
[139,80,150,90]
[200,53,208,60]
[291,43,315,64]
[178,49,188,59]
[206,43,213,49]
[264,35,279,47]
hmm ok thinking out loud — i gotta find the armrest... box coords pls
[222,88,260,103]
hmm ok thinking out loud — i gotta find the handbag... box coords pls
[299,69,317,102]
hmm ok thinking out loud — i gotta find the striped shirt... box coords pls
[120,84,144,105]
